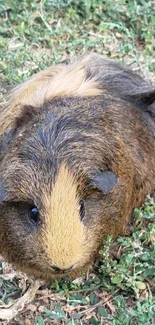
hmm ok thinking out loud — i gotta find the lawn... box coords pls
[0,1,155,324]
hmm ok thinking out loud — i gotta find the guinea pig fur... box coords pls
[0,52,155,280]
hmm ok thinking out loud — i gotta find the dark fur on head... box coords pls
[0,53,155,280]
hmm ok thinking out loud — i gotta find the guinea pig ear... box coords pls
[0,129,15,159]
[90,170,118,195]
[132,90,155,107]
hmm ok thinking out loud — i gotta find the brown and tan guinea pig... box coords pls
[0,53,155,280]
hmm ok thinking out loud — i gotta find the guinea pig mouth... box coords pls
[51,264,73,274]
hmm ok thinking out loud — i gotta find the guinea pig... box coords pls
[0,53,155,280]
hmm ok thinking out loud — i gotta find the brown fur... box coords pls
[0,53,155,280]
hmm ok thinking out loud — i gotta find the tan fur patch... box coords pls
[9,61,102,109]
[42,164,87,270]
[0,53,103,138]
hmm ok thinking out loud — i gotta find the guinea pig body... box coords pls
[0,53,155,280]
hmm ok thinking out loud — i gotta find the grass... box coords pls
[0,1,155,324]
[0,0,155,84]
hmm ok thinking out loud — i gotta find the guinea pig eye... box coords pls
[28,207,40,226]
[79,200,85,221]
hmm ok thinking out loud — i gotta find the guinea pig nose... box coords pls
[52,265,73,274]
[63,265,73,274]
[52,265,62,273]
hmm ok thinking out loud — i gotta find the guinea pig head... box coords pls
[0,142,119,280]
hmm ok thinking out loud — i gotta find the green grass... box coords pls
[0,1,155,324]
[0,0,155,84]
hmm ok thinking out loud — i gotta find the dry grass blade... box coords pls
[0,280,40,321]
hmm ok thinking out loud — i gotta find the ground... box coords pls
[0,1,155,324]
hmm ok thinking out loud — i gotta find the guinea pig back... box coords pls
[0,53,155,280]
